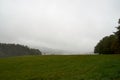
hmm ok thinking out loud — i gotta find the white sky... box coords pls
[0,0,120,53]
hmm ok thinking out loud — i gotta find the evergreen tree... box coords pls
[114,19,120,54]
[115,19,120,43]
[94,19,120,54]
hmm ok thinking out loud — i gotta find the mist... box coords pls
[0,0,120,54]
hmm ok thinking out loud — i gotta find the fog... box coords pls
[0,0,120,54]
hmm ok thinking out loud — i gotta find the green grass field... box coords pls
[0,55,120,80]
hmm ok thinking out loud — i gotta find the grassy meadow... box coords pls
[0,55,120,80]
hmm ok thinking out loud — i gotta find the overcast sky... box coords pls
[0,0,120,53]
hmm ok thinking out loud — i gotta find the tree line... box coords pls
[0,43,42,57]
[94,19,120,54]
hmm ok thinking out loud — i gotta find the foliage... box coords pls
[0,43,42,57]
[0,55,120,80]
[94,35,117,54]
[115,19,120,42]
[94,19,120,54]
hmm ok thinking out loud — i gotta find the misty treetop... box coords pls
[94,19,120,54]
[0,43,42,57]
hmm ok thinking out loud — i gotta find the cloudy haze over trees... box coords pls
[0,0,120,54]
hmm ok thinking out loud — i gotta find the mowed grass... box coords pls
[0,55,120,80]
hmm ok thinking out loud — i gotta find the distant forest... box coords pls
[0,43,42,57]
[94,19,120,54]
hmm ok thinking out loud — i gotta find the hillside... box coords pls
[0,55,120,80]
[0,43,42,57]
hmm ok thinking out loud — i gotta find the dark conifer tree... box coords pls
[94,19,120,54]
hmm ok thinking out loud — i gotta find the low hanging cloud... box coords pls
[0,0,120,53]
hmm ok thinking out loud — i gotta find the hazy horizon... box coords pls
[0,0,120,54]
